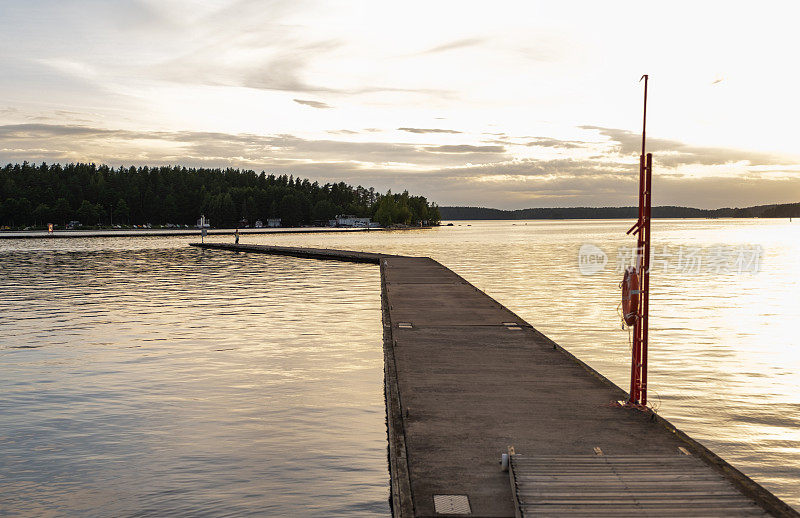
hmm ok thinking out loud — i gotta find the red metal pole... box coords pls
[640,152,653,405]
[628,75,650,407]
[629,154,645,404]
[641,75,648,158]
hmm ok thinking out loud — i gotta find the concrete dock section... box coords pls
[191,242,386,263]
[190,243,798,517]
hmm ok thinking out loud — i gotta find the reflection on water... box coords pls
[0,250,387,516]
[2,219,800,511]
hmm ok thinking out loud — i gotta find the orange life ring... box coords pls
[621,267,639,326]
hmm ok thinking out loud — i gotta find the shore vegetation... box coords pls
[0,162,441,229]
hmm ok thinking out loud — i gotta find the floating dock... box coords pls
[191,242,797,517]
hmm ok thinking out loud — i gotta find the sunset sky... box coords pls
[2,0,800,209]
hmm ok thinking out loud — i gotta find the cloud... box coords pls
[420,38,485,54]
[479,134,590,150]
[424,145,505,153]
[150,34,453,97]
[132,2,357,94]
[38,58,99,79]
[0,123,507,169]
[3,123,799,210]
[341,164,800,209]
[525,137,585,149]
[151,37,344,93]
[293,98,332,109]
[240,40,346,93]
[398,127,461,134]
[0,123,118,138]
[434,157,630,180]
[581,125,791,167]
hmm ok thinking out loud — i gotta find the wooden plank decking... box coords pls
[190,243,798,518]
[508,455,769,517]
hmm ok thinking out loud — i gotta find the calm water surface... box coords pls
[0,249,387,516]
[2,219,799,514]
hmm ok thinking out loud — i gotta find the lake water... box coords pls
[1,219,799,515]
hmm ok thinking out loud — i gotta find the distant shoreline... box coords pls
[439,202,800,220]
[0,227,397,240]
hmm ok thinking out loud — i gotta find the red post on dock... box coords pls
[627,75,652,407]
[629,153,652,406]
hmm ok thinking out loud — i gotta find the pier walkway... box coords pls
[191,242,797,517]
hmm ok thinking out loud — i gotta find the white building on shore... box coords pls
[332,214,372,227]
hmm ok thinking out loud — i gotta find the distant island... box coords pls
[439,203,800,220]
[0,162,440,230]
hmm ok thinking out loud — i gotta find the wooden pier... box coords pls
[191,243,797,517]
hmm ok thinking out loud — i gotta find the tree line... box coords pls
[0,162,440,229]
